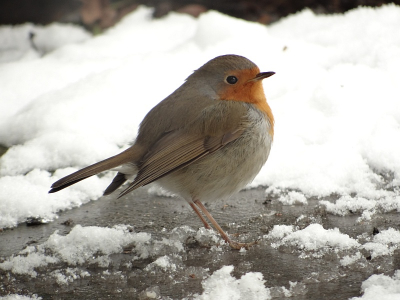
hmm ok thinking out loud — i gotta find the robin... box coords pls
[49,54,275,249]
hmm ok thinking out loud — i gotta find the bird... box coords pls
[49,54,275,249]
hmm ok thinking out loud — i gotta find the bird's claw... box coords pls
[229,239,259,250]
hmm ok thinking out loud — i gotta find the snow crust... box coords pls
[193,265,270,300]
[351,271,400,300]
[0,225,149,277]
[266,224,400,264]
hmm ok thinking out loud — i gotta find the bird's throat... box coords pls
[218,81,274,138]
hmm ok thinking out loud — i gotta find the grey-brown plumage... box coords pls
[49,54,275,249]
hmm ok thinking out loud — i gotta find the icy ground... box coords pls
[1,4,400,299]
[1,188,400,299]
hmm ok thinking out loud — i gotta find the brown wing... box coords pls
[117,127,245,198]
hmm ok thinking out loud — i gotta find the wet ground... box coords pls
[1,186,399,299]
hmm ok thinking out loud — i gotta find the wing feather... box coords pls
[117,128,245,198]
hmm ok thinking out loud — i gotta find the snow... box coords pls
[0,5,400,229]
[266,224,360,258]
[0,23,90,63]
[145,255,178,272]
[0,296,42,300]
[351,271,400,300]
[266,224,400,263]
[278,191,308,205]
[193,265,270,300]
[320,195,400,221]
[363,228,400,258]
[0,168,113,228]
[0,225,149,277]
[1,4,400,300]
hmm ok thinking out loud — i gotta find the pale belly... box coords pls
[157,106,273,202]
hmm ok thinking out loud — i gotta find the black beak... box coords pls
[251,71,275,82]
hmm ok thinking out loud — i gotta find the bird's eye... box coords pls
[226,76,238,84]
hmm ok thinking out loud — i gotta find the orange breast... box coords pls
[218,75,274,138]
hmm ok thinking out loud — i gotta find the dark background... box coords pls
[0,0,399,33]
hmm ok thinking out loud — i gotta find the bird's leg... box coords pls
[189,202,212,229]
[193,199,257,250]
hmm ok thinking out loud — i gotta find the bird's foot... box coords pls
[228,239,259,250]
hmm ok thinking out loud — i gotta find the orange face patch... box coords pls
[217,67,274,137]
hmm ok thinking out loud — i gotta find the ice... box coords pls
[0,296,42,300]
[265,224,294,240]
[340,252,363,267]
[320,195,400,221]
[138,286,161,299]
[266,224,360,257]
[321,196,377,216]
[50,267,90,285]
[145,255,178,272]
[363,228,400,259]
[268,281,307,298]
[351,270,400,300]
[278,191,308,205]
[0,225,150,277]
[193,265,270,300]
[267,225,400,264]
[195,227,223,245]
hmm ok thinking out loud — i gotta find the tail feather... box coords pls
[49,176,91,193]
[49,148,136,193]
[103,172,127,195]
